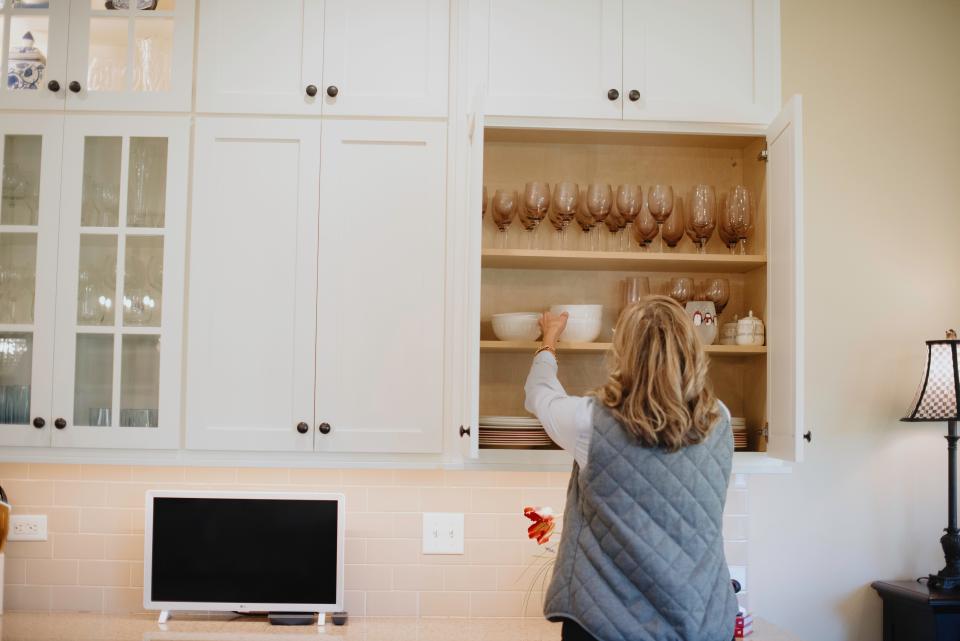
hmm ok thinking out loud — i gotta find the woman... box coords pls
[525,295,737,641]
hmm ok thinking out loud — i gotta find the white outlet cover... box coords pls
[422,512,464,555]
[8,515,48,541]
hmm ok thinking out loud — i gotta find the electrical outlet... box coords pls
[8,515,47,541]
[422,512,464,554]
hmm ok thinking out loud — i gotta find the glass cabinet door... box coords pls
[0,115,61,447]
[52,115,187,449]
[64,0,194,112]
[0,0,70,110]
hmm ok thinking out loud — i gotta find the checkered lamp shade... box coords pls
[903,340,960,421]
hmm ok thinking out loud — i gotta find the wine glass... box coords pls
[615,185,641,251]
[586,184,612,250]
[719,192,738,254]
[726,185,754,255]
[522,182,550,249]
[603,207,624,252]
[704,278,730,320]
[491,189,517,248]
[632,202,658,251]
[647,184,674,252]
[622,276,650,312]
[551,182,579,249]
[688,185,717,254]
[661,195,685,250]
[574,195,596,250]
[667,277,694,306]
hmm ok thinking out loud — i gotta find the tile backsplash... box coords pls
[0,463,749,616]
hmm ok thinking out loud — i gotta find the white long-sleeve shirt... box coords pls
[524,351,730,468]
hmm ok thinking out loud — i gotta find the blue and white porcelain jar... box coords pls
[7,31,46,91]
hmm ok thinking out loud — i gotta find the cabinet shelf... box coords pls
[480,340,766,356]
[481,249,767,273]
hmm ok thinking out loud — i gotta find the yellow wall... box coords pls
[750,1,960,639]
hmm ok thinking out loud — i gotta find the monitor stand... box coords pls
[268,612,322,626]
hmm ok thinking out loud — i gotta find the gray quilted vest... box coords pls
[544,402,737,641]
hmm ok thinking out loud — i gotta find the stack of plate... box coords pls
[731,417,748,451]
[479,416,559,450]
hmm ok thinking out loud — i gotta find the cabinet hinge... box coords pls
[757,148,769,162]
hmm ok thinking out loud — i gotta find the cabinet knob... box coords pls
[459,425,471,438]
[607,88,619,101]
[628,89,640,102]
[318,422,332,435]
[326,85,339,98]
[68,81,81,93]
[54,418,67,429]
[47,80,60,92]
[32,417,45,429]
[803,431,812,443]
[296,421,309,434]
[305,84,318,97]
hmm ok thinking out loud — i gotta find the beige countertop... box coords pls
[0,612,802,641]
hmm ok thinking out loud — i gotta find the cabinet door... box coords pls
[0,0,69,110]
[765,95,804,462]
[195,0,325,115]
[64,0,195,112]
[321,0,448,117]
[0,115,62,447]
[462,102,483,458]
[471,0,622,120]
[186,118,321,452]
[51,115,188,449]
[622,0,780,124]
[315,120,446,453]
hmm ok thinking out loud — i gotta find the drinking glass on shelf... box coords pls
[622,276,651,312]
[647,184,674,252]
[550,182,579,250]
[667,277,694,306]
[603,207,625,252]
[491,189,517,249]
[632,202,658,251]
[661,195,685,250]
[688,184,717,254]
[719,193,738,254]
[522,182,550,249]
[726,184,754,255]
[586,184,612,250]
[574,196,596,250]
[615,184,641,251]
[704,278,731,319]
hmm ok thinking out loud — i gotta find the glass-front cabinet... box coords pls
[0,114,187,449]
[0,0,194,111]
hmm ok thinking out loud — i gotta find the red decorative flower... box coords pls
[523,506,556,545]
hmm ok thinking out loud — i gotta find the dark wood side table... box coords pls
[873,580,960,640]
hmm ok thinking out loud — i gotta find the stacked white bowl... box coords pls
[550,304,603,343]
[491,312,541,341]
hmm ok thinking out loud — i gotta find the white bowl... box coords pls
[550,304,603,319]
[559,317,603,343]
[492,313,541,341]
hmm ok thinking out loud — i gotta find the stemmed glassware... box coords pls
[647,185,674,252]
[667,277,695,306]
[585,184,612,251]
[661,195,685,250]
[632,202,658,251]
[704,278,730,321]
[718,193,738,254]
[550,182,579,250]
[574,195,596,250]
[491,189,518,249]
[725,184,754,254]
[521,182,550,249]
[603,207,624,251]
[687,184,717,254]
[615,185,641,251]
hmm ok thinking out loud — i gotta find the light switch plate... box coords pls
[422,512,464,554]
[8,515,47,541]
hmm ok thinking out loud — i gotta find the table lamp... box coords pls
[903,329,960,589]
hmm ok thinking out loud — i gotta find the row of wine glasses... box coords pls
[77,254,162,326]
[0,264,35,324]
[483,182,755,254]
[622,276,731,318]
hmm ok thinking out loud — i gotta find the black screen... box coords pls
[151,497,338,605]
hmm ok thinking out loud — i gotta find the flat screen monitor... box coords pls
[144,490,344,614]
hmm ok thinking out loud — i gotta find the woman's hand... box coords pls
[540,311,568,349]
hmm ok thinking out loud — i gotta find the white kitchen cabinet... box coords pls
[186,118,322,453]
[314,120,446,453]
[196,0,448,117]
[621,0,780,124]
[195,0,325,115]
[0,115,63,447]
[321,0,449,117]
[469,0,622,120]
[0,0,194,112]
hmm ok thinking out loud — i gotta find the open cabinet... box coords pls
[457,96,804,466]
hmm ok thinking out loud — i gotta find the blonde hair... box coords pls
[592,295,720,452]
